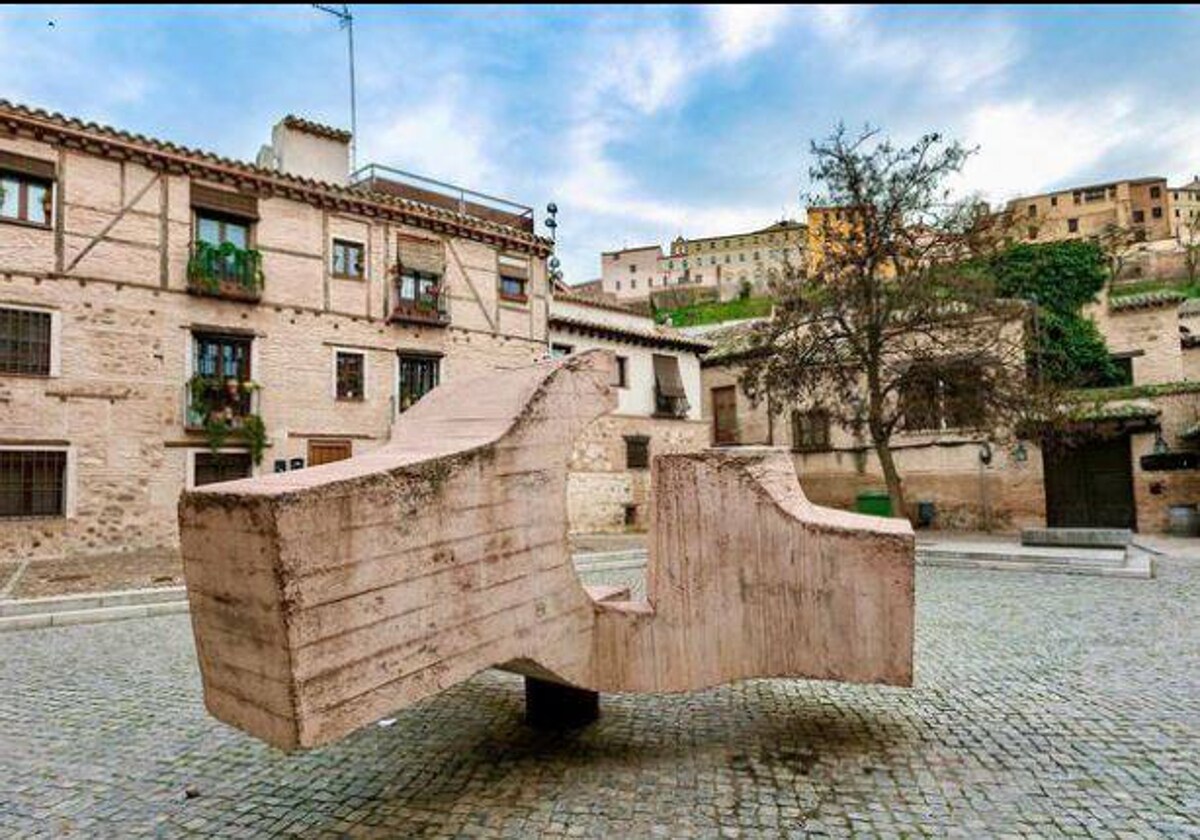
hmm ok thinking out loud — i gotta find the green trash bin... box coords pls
[855,490,892,517]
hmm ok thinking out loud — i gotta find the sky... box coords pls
[2,5,1198,284]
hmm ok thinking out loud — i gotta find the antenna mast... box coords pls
[313,4,357,173]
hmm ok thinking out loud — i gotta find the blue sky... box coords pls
[2,5,1198,283]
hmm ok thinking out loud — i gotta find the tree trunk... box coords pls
[874,439,907,519]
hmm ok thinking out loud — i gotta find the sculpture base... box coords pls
[524,677,600,729]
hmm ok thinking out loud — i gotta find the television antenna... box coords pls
[313,4,357,172]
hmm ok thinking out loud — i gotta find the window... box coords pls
[0,307,53,375]
[1072,191,1082,205]
[0,172,52,226]
[652,354,689,418]
[1152,207,1163,219]
[1132,210,1145,224]
[629,264,637,273]
[1150,186,1161,199]
[631,279,637,289]
[331,239,365,279]
[190,332,253,426]
[1083,188,1106,203]
[397,354,439,413]
[0,450,66,518]
[1050,196,1058,207]
[615,281,621,291]
[551,343,574,358]
[1027,226,1038,240]
[193,452,253,488]
[500,273,528,300]
[335,350,365,401]
[195,212,250,248]
[1027,204,1037,218]
[1068,218,1079,233]
[614,355,628,388]
[624,435,649,470]
[791,409,831,453]
[900,362,984,432]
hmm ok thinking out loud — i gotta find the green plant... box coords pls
[188,240,265,295]
[241,414,268,465]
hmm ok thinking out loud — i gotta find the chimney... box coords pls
[257,116,352,185]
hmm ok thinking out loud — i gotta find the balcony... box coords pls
[654,386,690,420]
[187,241,264,303]
[185,376,261,432]
[389,284,450,327]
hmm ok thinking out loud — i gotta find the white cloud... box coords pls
[705,5,791,61]
[805,6,1023,96]
[365,79,497,189]
[959,96,1137,201]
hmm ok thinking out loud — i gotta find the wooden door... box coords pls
[712,386,738,445]
[308,439,352,467]
[1043,434,1136,529]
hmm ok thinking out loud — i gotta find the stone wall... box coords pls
[567,414,708,533]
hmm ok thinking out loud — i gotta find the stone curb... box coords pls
[0,599,190,633]
[0,585,187,618]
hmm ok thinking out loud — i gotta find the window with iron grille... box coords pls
[335,351,365,401]
[397,354,439,413]
[193,452,253,487]
[0,450,66,518]
[0,173,53,226]
[625,435,650,470]
[791,409,831,452]
[900,362,984,432]
[0,307,53,375]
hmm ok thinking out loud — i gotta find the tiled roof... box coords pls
[549,312,713,353]
[553,290,645,317]
[281,115,352,143]
[0,99,550,255]
[699,319,770,364]
[1108,290,1187,311]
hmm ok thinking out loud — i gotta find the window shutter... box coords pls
[498,253,530,279]
[191,183,260,220]
[652,354,687,398]
[397,234,445,275]
[0,151,56,181]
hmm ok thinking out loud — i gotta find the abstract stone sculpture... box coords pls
[179,351,914,751]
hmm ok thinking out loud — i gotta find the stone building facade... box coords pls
[598,221,805,304]
[1004,177,1172,244]
[0,101,551,561]
[701,292,1200,534]
[550,295,709,531]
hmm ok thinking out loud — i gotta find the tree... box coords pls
[1181,212,1200,286]
[739,125,1038,517]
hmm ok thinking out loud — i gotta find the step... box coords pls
[0,585,187,618]
[918,543,1128,568]
[1021,528,1133,549]
[918,547,1153,579]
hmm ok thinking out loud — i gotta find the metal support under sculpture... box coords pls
[179,351,915,751]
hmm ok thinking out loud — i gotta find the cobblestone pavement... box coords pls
[1,557,1197,839]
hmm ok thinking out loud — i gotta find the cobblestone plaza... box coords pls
[1,558,1197,839]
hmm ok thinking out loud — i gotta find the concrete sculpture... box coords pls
[179,351,914,751]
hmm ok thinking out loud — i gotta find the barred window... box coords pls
[791,409,831,453]
[335,351,365,401]
[625,435,650,470]
[0,307,53,375]
[194,452,253,488]
[0,450,66,518]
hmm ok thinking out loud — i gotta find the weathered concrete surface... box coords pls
[179,350,914,751]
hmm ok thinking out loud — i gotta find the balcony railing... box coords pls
[389,285,450,327]
[184,377,260,431]
[187,241,264,303]
[654,387,690,420]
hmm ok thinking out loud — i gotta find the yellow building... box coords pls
[1004,177,1172,244]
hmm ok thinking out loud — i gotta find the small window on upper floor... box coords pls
[0,171,53,227]
[614,355,628,388]
[1152,207,1163,219]
[1150,186,1162,199]
[331,239,365,279]
[0,153,56,228]
[1132,210,1145,224]
[1068,218,1079,233]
